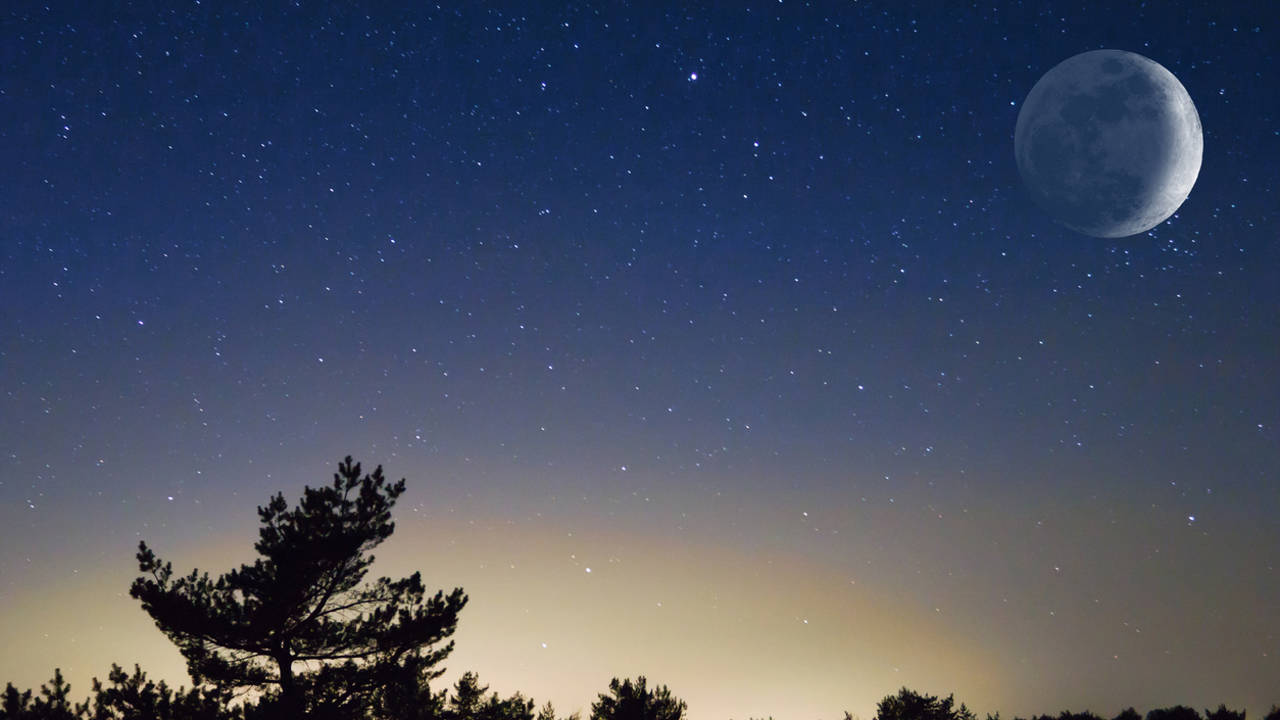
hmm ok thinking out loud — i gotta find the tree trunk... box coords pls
[277,649,301,716]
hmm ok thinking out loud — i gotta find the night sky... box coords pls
[2,3,1278,720]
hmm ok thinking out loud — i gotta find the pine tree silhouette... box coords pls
[129,457,467,717]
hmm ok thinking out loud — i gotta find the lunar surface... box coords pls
[1014,49,1202,238]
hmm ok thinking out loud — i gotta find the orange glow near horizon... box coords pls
[5,467,1276,720]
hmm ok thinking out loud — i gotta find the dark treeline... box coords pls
[4,458,1278,720]
[861,688,1280,720]
[6,673,1279,720]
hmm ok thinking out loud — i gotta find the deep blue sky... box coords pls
[2,3,1277,719]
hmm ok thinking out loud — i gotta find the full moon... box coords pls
[1014,49,1202,238]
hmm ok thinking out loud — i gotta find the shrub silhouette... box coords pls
[589,677,686,720]
[1202,706,1245,720]
[874,687,975,720]
[1113,708,1143,720]
[1146,708,1202,720]
[1021,711,1105,720]
[129,457,467,718]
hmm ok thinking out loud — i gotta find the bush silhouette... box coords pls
[589,677,686,720]
[1202,706,1245,720]
[1113,708,1143,720]
[874,687,975,720]
[1146,707,1202,720]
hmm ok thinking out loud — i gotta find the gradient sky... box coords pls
[2,3,1278,720]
